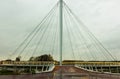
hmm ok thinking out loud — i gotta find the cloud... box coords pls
[0,0,120,60]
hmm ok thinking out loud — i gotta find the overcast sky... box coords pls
[0,0,120,60]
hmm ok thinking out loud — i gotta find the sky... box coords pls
[0,0,120,60]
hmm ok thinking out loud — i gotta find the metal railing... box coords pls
[1,61,55,66]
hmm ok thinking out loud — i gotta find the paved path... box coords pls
[0,66,120,79]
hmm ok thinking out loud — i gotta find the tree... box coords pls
[29,57,35,61]
[33,54,54,61]
[15,56,21,61]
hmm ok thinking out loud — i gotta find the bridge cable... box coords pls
[64,2,116,61]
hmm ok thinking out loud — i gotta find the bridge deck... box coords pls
[0,66,120,79]
[1,61,120,74]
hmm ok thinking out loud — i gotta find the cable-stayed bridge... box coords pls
[0,0,120,79]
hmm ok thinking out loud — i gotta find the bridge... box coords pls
[0,65,120,79]
[1,60,120,73]
[0,0,120,79]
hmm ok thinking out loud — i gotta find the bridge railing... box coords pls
[63,61,120,66]
[1,61,120,66]
[1,61,55,66]
[77,62,120,66]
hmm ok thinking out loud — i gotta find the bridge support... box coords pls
[59,0,63,66]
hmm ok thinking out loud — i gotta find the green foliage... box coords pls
[29,57,35,61]
[15,56,21,61]
[29,54,54,61]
